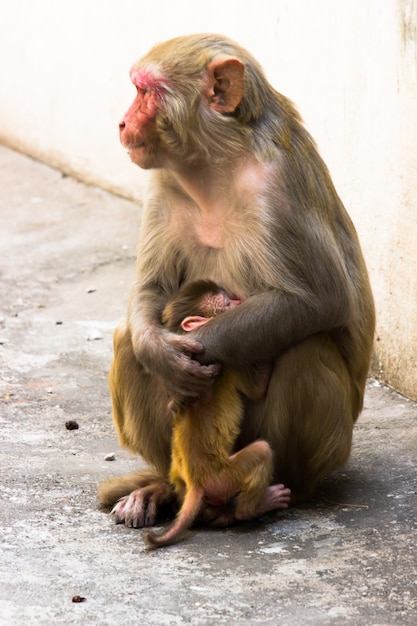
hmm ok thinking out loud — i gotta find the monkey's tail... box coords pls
[145,487,204,549]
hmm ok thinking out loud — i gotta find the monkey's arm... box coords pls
[193,213,355,367]
[193,286,350,366]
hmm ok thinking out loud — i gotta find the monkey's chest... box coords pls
[194,221,225,249]
[192,210,263,250]
[190,198,261,250]
[170,199,274,292]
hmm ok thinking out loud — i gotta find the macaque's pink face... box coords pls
[180,289,241,333]
[119,68,166,169]
[202,290,241,316]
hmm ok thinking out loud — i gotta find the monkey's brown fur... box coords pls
[98,34,375,529]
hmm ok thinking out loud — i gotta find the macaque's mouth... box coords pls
[126,143,145,151]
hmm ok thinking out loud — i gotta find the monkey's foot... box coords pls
[198,484,291,527]
[236,484,291,521]
[111,481,176,528]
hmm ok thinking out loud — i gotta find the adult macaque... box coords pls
[146,279,289,548]
[98,34,375,528]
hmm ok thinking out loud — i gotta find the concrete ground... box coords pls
[0,144,416,626]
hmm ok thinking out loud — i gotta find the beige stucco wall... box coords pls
[0,0,416,399]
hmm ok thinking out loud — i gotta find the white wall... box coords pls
[0,0,416,398]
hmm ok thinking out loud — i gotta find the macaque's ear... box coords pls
[181,315,212,332]
[205,58,244,113]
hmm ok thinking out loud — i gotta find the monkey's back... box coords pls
[169,369,244,494]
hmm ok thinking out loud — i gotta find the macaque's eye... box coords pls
[137,86,150,96]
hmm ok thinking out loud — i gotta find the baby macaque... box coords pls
[145,280,291,548]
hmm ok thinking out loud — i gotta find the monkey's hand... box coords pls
[133,325,221,397]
